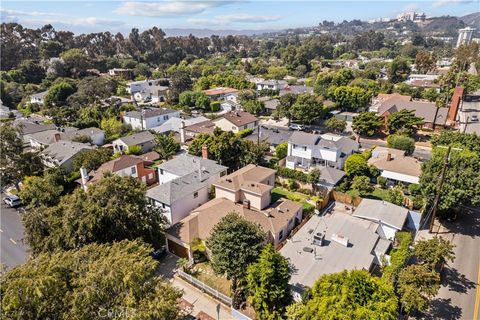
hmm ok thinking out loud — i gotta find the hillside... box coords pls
[461,12,480,29]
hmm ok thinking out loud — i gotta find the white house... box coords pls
[368,147,421,185]
[146,153,227,225]
[112,131,156,154]
[123,108,180,130]
[286,132,359,170]
[203,87,238,102]
[29,91,48,105]
[126,79,169,102]
[256,80,287,92]
[28,127,105,149]
[213,111,259,133]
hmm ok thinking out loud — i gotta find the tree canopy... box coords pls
[386,109,424,136]
[0,240,182,320]
[352,112,383,136]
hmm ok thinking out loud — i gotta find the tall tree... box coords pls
[344,153,369,177]
[0,240,182,320]
[206,213,266,308]
[415,50,436,74]
[247,244,292,319]
[19,168,65,208]
[329,86,372,111]
[413,237,455,270]
[352,112,383,136]
[286,270,398,320]
[23,174,167,254]
[169,70,193,102]
[290,94,325,124]
[388,57,411,83]
[397,264,440,315]
[386,109,424,136]
[324,117,347,133]
[154,132,180,160]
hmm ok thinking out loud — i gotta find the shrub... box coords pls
[287,179,298,191]
[387,134,415,155]
[408,183,421,195]
[382,231,413,282]
[377,176,387,187]
[237,127,254,138]
[125,145,141,155]
[351,175,374,196]
[386,186,404,206]
[210,101,221,112]
[276,166,310,183]
[275,142,288,159]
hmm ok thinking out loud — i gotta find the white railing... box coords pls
[177,270,232,306]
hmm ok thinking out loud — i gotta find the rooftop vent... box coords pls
[331,233,349,247]
[313,232,325,246]
[303,247,313,253]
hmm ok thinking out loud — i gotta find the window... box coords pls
[279,230,284,240]
[163,115,168,120]
[160,169,164,175]
[193,191,198,198]
[131,166,136,174]
[232,126,236,130]
[148,173,153,179]
[157,117,161,122]
[293,144,297,149]
[220,171,227,177]
[303,146,307,151]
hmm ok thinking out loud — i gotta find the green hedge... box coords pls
[237,128,254,138]
[382,231,413,282]
[277,166,310,183]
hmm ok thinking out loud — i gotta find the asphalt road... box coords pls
[1,195,29,272]
[426,206,480,320]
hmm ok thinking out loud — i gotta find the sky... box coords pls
[1,0,479,34]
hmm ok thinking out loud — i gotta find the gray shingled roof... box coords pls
[41,141,93,165]
[15,121,56,135]
[146,171,208,205]
[289,131,321,146]
[115,131,155,146]
[318,167,345,186]
[353,198,409,230]
[157,154,227,177]
[289,132,359,154]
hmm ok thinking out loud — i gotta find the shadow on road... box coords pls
[425,298,462,320]
[441,206,480,238]
[442,267,476,294]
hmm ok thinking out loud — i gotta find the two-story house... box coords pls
[126,79,169,102]
[203,87,238,102]
[214,111,259,133]
[146,153,228,225]
[256,80,287,92]
[286,131,359,170]
[123,108,180,130]
[79,154,157,190]
[41,141,94,173]
[164,164,303,259]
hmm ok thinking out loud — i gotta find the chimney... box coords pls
[180,121,186,144]
[201,145,208,159]
[80,167,89,191]
[386,153,392,161]
[243,199,251,209]
[54,133,61,142]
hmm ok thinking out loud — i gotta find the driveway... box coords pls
[1,194,29,272]
[418,206,480,320]
[156,253,232,319]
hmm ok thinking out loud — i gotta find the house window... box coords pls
[303,146,307,151]
[193,191,198,198]
[160,169,164,175]
[148,173,153,179]
[293,144,297,149]
[131,166,136,174]
[232,126,236,130]
[220,171,227,177]
[279,230,284,240]
[157,117,161,122]
[163,115,168,120]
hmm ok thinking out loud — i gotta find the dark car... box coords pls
[150,246,167,260]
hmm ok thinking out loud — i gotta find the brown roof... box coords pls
[220,111,258,127]
[165,197,301,244]
[136,151,160,162]
[88,155,143,183]
[376,93,412,103]
[368,147,421,177]
[379,97,448,125]
[184,120,216,135]
[203,87,238,96]
[213,164,276,193]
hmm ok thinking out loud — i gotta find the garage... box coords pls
[167,239,189,259]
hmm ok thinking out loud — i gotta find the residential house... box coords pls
[203,87,238,102]
[150,116,209,135]
[79,154,157,190]
[286,132,359,170]
[29,91,48,105]
[316,166,346,190]
[214,111,259,133]
[220,100,240,112]
[41,141,94,173]
[146,153,228,225]
[180,120,216,143]
[280,199,419,299]
[368,147,421,185]
[259,97,280,115]
[256,80,287,92]
[165,164,303,259]
[245,124,293,152]
[14,120,57,146]
[126,79,169,102]
[108,68,133,80]
[28,127,105,149]
[122,108,180,130]
[280,85,314,96]
[112,131,156,154]
[371,93,448,129]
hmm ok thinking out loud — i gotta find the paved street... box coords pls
[1,195,29,272]
[458,97,480,135]
[420,206,480,320]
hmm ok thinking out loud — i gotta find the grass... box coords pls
[272,187,315,210]
[347,186,390,201]
[191,262,232,297]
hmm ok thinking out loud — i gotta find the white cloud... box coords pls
[114,1,233,17]
[189,13,281,26]
[432,0,473,8]
[0,8,65,18]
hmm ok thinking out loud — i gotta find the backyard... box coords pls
[190,262,232,297]
[271,187,317,210]
[346,186,390,201]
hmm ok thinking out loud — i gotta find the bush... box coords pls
[237,128,254,138]
[287,179,298,191]
[382,231,413,282]
[385,186,404,206]
[351,175,374,196]
[387,134,415,155]
[377,176,387,187]
[275,142,288,159]
[210,101,221,112]
[408,183,421,195]
[276,166,310,183]
[126,145,141,155]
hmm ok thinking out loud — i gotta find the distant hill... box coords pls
[461,12,480,29]
[163,28,277,37]
[422,16,466,37]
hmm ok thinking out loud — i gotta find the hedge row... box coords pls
[276,166,310,183]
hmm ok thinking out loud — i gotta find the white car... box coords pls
[289,123,305,131]
[471,115,478,122]
[4,196,22,208]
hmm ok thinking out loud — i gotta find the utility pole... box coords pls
[429,145,451,233]
[463,116,469,134]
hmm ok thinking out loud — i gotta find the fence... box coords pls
[330,190,362,207]
[177,270,232,306]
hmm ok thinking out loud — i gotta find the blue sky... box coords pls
[1,1,479,34]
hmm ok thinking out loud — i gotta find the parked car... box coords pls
[289,123,305,131]
[471,115,478,122]
[150,246,167,260]
[4,196,22,208]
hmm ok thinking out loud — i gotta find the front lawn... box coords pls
[190,262,231,297]
[272,187,316,210]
